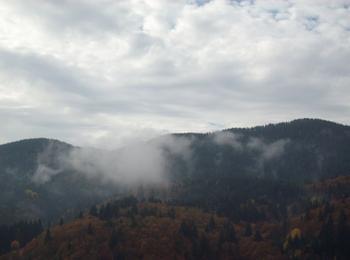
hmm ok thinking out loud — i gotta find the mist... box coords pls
[31,129,291,187]
[32,135,193,186]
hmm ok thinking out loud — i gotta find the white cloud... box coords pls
[32,135,193,185]
[0,0,349,147]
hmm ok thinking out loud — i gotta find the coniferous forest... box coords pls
[0,119,350,259]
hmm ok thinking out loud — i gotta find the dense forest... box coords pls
[2,177,349,260]
[0,119,350,259]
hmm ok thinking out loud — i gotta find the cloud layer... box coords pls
[0,0,349,147]
[31,132,287,186]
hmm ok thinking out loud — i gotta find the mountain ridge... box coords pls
[1,118,350,224]
[1,118,348,149]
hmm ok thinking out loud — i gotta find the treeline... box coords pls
[170,174,302,222]
[0,220,43,254]
[85,197,263,259]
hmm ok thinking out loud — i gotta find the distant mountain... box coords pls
[1,119,350,225]
[166,118,350,218]
[0,138,119,224]
[1,119,350,259]
[171,118,350,182]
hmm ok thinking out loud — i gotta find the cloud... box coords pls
[32,135,193,185]
[32,141,64,184]
[0,0,349,146]
[213,131,243,150]
[30,129,290,185]
[247,138,290,161]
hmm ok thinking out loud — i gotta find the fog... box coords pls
[32,135,192,186]
[32,130,290,185]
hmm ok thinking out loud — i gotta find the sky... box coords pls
[0,0,349,148]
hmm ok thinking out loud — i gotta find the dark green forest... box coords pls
[1,119,350,259]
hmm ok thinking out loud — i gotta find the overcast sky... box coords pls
[0,0,349,148]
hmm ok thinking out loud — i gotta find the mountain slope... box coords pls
[0,139,119,224]
[0,119,350,259]
[4,178,350,260]
[1,118,350,225]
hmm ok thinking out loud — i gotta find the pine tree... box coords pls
[167,208,176,219]
[254,229,262,241]
[319,215,334,257]
[87,223,94,235]
[205,216,216,233]
[89,205,98,216]
[336,210,349,257]
[179,220,198,241]
[243,222,252,237]
[219,221,237,244]
[44,229,52,243]
[109,229,119,249]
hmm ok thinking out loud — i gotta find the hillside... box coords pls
[0,119,350,258]
[0,199,287,260]
[0,139,119,224]
[1,118,350,225]
[2,176,350,260]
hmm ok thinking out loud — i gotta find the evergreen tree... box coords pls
[219,221,237,244]
[78,211,84,219]
[87,223,94,235]
[335,210,350,257]
[198,234,211,258]
[254,229,262,241]
[109,229,119,249]
[179,220,198,241]
[205,216,216,233]
[319,215,334,257]
[44,229,52,243]
[89,205,98,216]
[243,222,252,237]
[167,208,176,219]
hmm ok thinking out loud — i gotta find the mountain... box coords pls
[1,119,350,225]
[0,138,119,225]
[0,119,350,259]
[3,177,350,260]
[171,118,350,182]
[163,119,350,219]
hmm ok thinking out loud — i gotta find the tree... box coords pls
[89,205,98,217]
[219,221,237,244]
[87,223,94,235]
[167,208,176,219]
[243,222,252,237]
[109,229,119,249]
[179,220,198,241]
[198,234,211,258]
[254,229,262,241]
[44,229,52,243]
[283,228,303,258]
[10,240,20,251]
[205,216,216,233]
[319,215,334,257]
[335,210,350,257]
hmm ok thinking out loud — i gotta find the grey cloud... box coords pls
[0,48,95,97]
[0,0,349,146]
[9,0,122,35]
